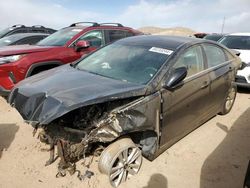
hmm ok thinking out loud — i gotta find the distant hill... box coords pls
[138,26,196,36]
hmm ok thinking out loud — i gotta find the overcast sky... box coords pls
[0,0,249,33]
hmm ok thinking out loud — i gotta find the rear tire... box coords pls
[98,137,142,187]
[219,84,237,115]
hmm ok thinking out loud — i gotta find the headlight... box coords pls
[0,54,25,65]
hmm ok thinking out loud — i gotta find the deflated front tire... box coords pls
[98,137,142,187]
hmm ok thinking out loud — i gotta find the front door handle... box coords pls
[201,81,209,89]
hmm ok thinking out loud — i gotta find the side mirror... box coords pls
[164,67,187,89]
[75,40,90,52]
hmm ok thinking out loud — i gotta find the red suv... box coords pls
[0,22,143,96]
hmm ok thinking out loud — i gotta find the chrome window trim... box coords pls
[183,60,233,83]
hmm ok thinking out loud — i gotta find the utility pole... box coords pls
[221,16,225,34]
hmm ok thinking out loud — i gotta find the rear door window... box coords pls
[203,44,226,67]
[107,30,134,43]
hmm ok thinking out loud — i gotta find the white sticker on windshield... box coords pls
[149,47,173,55]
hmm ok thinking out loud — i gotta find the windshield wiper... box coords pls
[75,68,118,80]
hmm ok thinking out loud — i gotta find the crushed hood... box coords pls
[9,64,147,124]
[0,45,55,56]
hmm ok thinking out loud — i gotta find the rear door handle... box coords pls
[201,81,209,89]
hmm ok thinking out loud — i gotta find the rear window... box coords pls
[219,35,250,50]
[203,44,226,67]
[204,35,223,41]
[107,30,134,43]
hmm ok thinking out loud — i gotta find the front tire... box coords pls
[98,137,142,187]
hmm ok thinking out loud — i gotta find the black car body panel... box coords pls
[9,35,240,164]
[9,64,148,125]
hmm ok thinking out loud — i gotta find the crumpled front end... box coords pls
[9,85,161,179]
[9,88,66,125]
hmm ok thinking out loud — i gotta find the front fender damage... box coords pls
[32,92,161,179]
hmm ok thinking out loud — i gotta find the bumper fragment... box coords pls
[235,82,250,88]
[235,75,250,88]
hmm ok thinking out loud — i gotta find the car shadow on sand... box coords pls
[142,173,168,188]
[0,124,19,158]
[200,107,250,188]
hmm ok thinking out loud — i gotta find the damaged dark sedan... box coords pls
[8,35,240,187]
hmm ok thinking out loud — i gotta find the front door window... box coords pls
[77,30,104,47]
[174,46,204,77]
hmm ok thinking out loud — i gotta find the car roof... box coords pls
[10,24,54,29]
[116,35,200,50]
[68,25,133,31]
[227,33,250,36]
[67,26,88,30]
[66,22,135,32]
[7,33,49,38]
[7,25,55,32]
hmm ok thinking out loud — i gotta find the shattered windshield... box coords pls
[76,43,170,84]
[37,27,82,46]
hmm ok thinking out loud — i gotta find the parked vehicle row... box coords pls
[0,24,56,39]
[218,33,250,88]
[0,22,143,96]
[0,21,246,187]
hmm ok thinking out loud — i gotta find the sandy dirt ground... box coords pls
[0,90,250,188]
